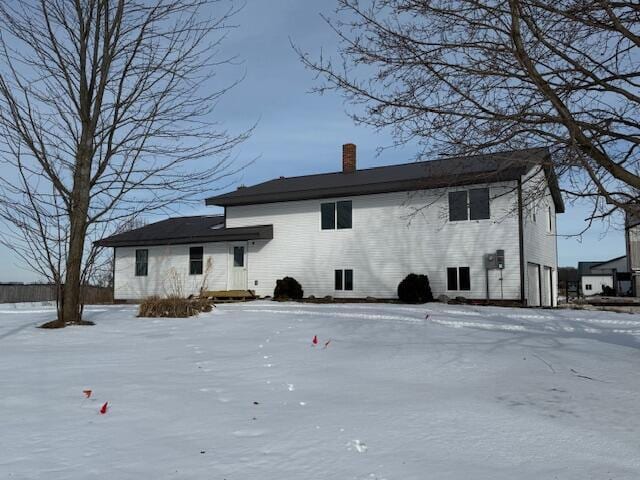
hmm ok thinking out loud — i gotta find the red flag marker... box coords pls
[312,335,318,346]
[323,339,331,349]
[99,402,108,414]
[83,389,92,398]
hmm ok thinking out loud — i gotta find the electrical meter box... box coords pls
[485,250,505,269]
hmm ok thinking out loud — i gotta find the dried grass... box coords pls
[137,295,213,318]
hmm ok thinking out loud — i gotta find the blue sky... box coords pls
[0,0,626,282]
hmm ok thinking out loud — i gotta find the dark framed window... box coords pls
[322,201,352,229]
[321,202,336,230]
[233,246,244,267]
[469,188,490,220]
[459,267,471,291]
[335,269,343,290]
[335,269,353,291]
[344,269,353,290]
[189,246,203,275]
[135,249,148,277]
[448,191,468,221]
[448,267,471,291]
[447,267,458,290]
[337,201,352,229]
[585,284,592,291]
[547,206,553,232]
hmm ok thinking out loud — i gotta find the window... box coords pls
[335,269,353,291]
[532,205,537,222]
[585,284,592,291]
[459,267,471,291]
[448,191,468,221]
[321,202,335,230]
[449,189,490,221]
[337,201,352,229]
[322,201,352,229]
[547,206,553,232]
[135,249,148,277]
[344,269,353,290]
[233,246,244,267]
[469,188,490,220]
[189,246,203,275]
[447,267,471,291]
[447,267,458,290]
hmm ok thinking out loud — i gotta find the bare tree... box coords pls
[297,0,640,225]
[0,0,250,327]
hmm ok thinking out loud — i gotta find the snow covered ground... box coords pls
[1,301,639,479]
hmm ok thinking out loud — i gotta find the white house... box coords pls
[97,145,564,306]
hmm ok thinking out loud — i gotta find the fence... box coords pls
[0,284,113,304]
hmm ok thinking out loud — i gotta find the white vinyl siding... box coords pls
[114,243,228,300]
[580,275,614,296]
[226,182,522,299]
[522,168,559,306]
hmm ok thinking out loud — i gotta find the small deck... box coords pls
[202,290,256,303]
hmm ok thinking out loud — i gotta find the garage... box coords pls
[542,266,553,307]
[527,262,541,307]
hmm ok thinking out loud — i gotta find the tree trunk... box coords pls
[60,141,92,326]
[61,219,85,324]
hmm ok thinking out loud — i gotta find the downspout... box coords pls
[554,205,559,306]
[517,180,526,305]
[112,247,116,303]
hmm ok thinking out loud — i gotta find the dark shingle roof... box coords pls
[206,147,564,212]
[95,215,273,247]
[577,261,611,276]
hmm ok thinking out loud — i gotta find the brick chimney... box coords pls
[342,143,356,173]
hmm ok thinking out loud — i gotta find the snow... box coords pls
[1,301,639,479]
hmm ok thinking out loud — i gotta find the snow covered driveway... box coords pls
[1,301,639,479]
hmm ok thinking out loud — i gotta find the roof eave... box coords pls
[95,224,273,248]
[206,171,526,207]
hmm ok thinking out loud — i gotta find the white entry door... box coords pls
[527,262,541,307]
[229,243,248,290]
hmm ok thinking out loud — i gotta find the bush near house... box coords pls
[138,296,213,318]
[398,274,434,304]
[273,277,304,300]
[601,285,616,297]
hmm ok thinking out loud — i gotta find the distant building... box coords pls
[577,256,630,296]
[625,213,640,296]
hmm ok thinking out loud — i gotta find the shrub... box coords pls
[397,274,434,303]
[138,296,213,318]
[601,285,616,296]
[273,276,304,300]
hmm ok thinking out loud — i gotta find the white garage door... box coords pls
[527,262,541,307]
[541,266,552,307]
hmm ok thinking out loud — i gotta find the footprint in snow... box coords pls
[347,440,368,453]
[287,384,295,391]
